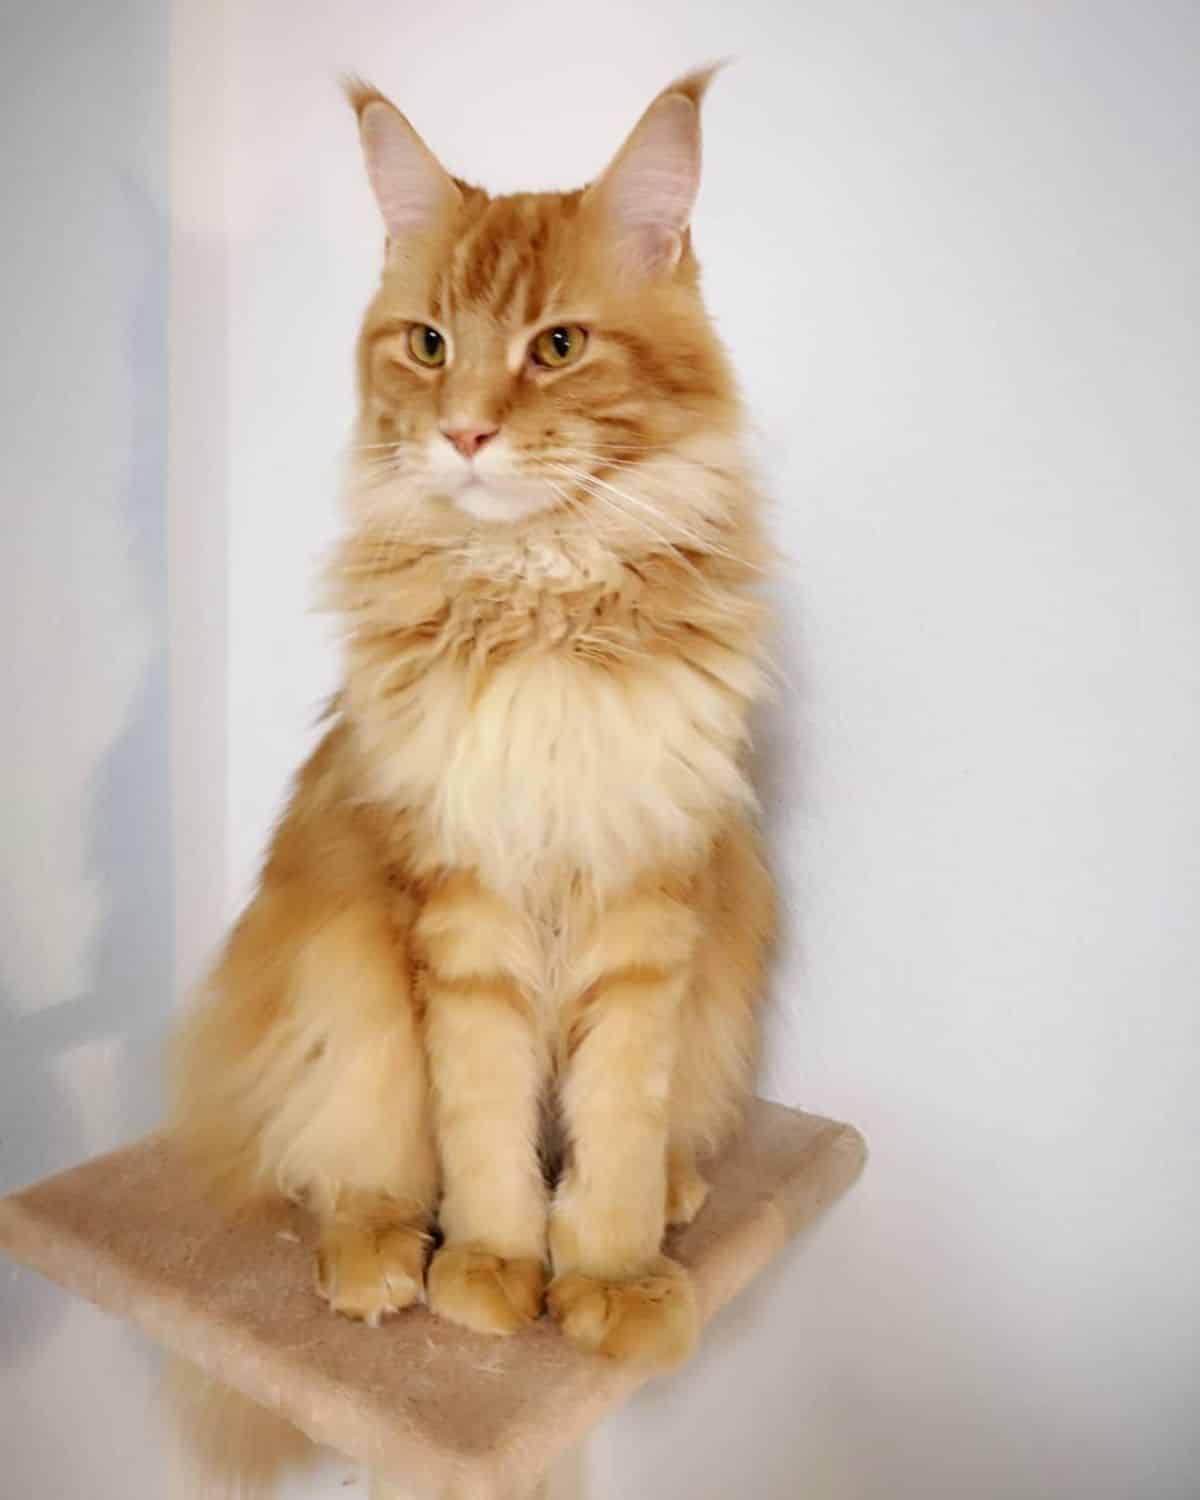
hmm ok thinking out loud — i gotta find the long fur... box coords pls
[168,66,775,1486]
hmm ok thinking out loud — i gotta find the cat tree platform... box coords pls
[0,1099,864,1499]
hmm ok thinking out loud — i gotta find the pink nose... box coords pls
[441,424,498,460]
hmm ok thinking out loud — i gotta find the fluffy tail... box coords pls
[163,1354,319,1498]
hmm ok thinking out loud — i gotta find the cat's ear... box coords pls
[585,66,720,277]
[345,78,461,240]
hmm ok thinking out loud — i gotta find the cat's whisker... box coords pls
[551,463,767,578]
[551,451,711,475]
[574,439,664,447]
[540,484,669,656]
[550,464,707,554]
[547,466,731,604]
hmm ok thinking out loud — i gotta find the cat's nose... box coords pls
[441,424,499,461]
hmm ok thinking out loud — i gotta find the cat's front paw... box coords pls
[426,1244,546,1336]
[315,1222,431,1326]
[547,1255,698,1367]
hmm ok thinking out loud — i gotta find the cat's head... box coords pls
[346,70,745,548]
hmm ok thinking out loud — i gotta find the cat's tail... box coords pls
[162,1353,319,1498]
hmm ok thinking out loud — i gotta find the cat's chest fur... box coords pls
[352,546,755,896]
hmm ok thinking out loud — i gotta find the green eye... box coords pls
[531,324,587,369]
[408,324,446,367]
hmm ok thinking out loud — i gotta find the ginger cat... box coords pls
[171,66,773,1373]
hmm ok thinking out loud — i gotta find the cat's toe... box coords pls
[547,1256,698,1367]
[315,1222,430,1326]
[426,1244,546,1336]
[666,1156,711,1227]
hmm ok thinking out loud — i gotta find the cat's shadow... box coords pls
[0,169,172,1385]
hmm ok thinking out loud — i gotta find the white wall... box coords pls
[6,0,1198,1496]
[0,1,172,1495]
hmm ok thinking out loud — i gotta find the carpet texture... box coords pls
[0,1099,865,1498]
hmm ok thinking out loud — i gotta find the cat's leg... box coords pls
[665,821,773,1230]
[171,730,441,1326]
[267,901,439,1324]
[547,888,701,1367]
[174,896,437,1322]
[415,874,549,1335]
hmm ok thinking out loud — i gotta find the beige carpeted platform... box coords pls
[0,1099,864,1498]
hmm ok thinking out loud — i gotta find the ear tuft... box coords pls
[341,73,388,120]
[662,59,730,109]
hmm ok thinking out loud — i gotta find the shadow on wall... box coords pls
[0,168,172,1376]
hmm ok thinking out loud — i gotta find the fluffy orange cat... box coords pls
[171,66,773,1376]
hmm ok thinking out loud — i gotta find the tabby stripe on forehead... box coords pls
[444,236,470,315]
[456,219,506,307]
[521,254,551,328]
[491,250,529,322]
[429,259,455,324]
[520,210,555,327]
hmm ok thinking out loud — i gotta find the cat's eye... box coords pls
[408,324,447,368]
[531,324,588,369]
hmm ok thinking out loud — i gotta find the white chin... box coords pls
[452,480,551,524]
